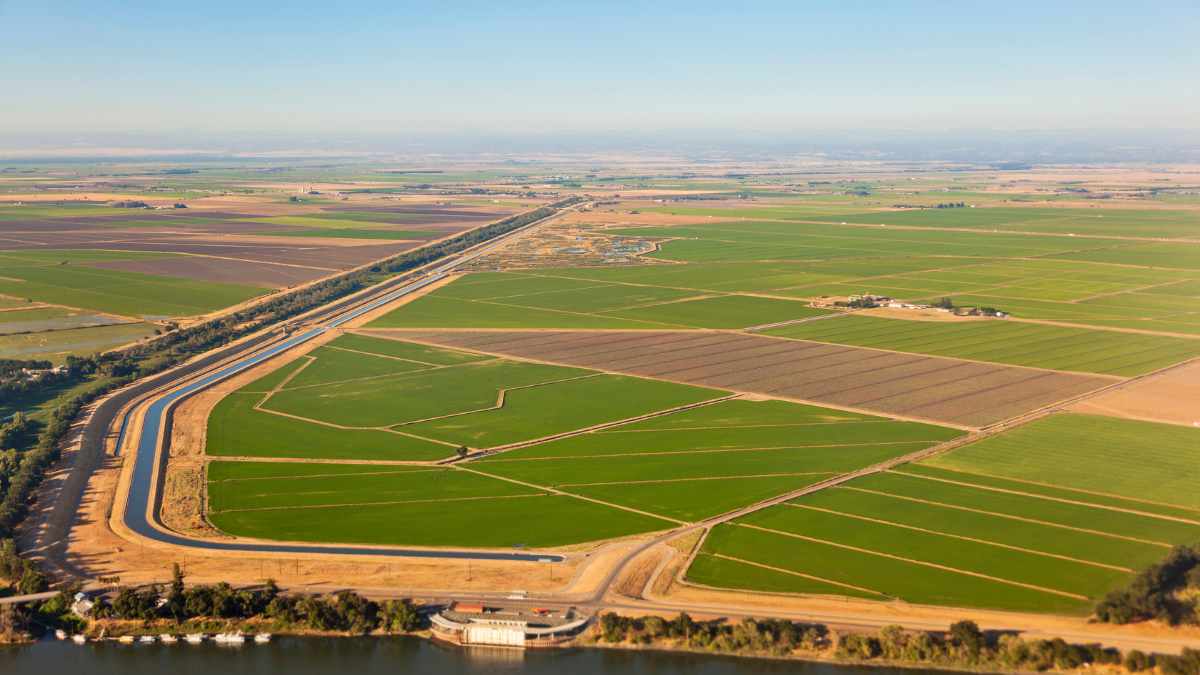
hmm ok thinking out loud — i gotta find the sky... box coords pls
[1,0,1198,149]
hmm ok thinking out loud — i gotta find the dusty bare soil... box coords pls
[1070,358,1200,427]
[367,329,1110,427]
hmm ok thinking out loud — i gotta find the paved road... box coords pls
[109,204,577,564]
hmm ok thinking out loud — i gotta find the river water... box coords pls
[0,636,942,674]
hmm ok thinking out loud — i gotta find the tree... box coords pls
[380,599,421,632]
[949,620,985,661]
[16,560,48,595]
[164,563,186,620]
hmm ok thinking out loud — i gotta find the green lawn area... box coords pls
[766,314,1200,376]
[921,414,1200,509]
[0,250,269,317]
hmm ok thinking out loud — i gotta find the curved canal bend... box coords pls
[118,272,565,564]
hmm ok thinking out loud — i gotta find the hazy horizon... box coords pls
[3,0,1198,162]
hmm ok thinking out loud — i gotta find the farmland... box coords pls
[688,413,1200,614]
[9,159,1199,624]
[367,271,833,330]
[207,397,961,544]
[381,329,1110,427]
[766,314,1200,376]
[207,332,723,460]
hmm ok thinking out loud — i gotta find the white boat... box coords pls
[214,632,246,644]
[118,635,135,644]
[160,634,179,644]
[139,635,157,644]
[254,633,272,643]
[184,633,206,644]
[54,629,67,640]
[71,634,87,645]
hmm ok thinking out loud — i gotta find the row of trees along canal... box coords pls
[0,198,582,579]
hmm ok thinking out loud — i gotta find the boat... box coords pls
[214,632,246,644]
[54,629,67,640]
[118,635,136,644]
[184,633,206,644]
[161,634,179,644]
[254,633,271,643]
[139,635,157,644]
[71,634,88,645]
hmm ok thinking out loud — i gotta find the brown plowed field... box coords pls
[365,329,1112,428]
[1069,358,1200,427]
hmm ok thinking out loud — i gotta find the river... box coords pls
[0,636,943,674]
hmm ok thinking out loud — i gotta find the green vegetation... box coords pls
[0,250,269,317]
[766,314,1200,376]
[210,492,671,548]
[206,392,452,460]
[1096,545,1200,626]
[689,413,1200,614]
[369,271,833,330]
[207,463,532,512]
[0,322,157,363]
[209,333,719,458]
[923,414,1200,509]
[472,398,959,521]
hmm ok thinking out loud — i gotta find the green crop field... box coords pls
[766,314,1200,376]
[207,333,721,459]
[922,413,1200,509]
[0,250,269,317]
[368,271,834,330]
[208,460,674,548]
[688,413,1200,613]
[471,398,961,521]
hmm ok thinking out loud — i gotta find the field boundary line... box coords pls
[478,440,936,463]
[445,295,690,330]
[705,553,891,598]
[321,344,450,367]
[837,486,1174,548]
[558,472,838,488]
[601,419,890,433]
[755,330,1126,381]
[785,503,1135,572]
[391,331,980,431]
[888,470,1200,526]
[452,465,687,525]
[209,467,447,482]
[745,310,850,332]
[210,492,548,514]
[392,372,604,429]
[737,523,1089,601]
[255,361,465,393]
[247,403,458,447]
[908,465,1200,516]
[460,393,739,458]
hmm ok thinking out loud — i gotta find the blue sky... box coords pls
[2,1,1197,139]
